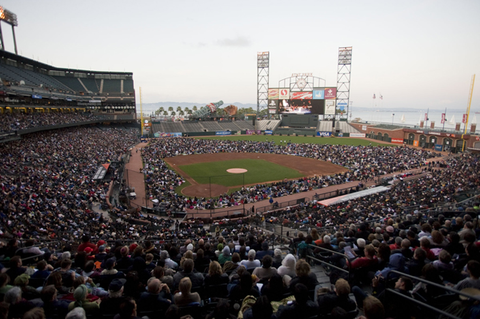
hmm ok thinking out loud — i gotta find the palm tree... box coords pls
[168,106,174,112]
[177,106,182,112]
[193,105,198,111]
[163,111,168,116]
[179,110,185,116]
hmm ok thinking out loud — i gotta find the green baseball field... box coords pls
[178,158,304,187]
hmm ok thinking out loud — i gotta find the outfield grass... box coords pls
[198,135,390,146]
[178,159,303,186]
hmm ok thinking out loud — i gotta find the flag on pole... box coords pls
[380,95,383,100]
[441,113,446,124]
[373,94,376,99]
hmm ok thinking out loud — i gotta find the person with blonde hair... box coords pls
[205,261,229,287]
[288,259,318,291]
[173,277,201,307]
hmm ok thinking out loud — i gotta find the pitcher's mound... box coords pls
[227,168,248,174]
[182,184,228,197]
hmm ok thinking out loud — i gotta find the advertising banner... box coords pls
[32,94,43,99]
[413,140,419,147]
[291,91,312,99]
[268,89,279,99]
[324,88,337,99]
[434,144,443,151]
[268,99,278,110]
[391,138,404,144]
[268,109,276,114]
[313,89,324,100]
[350,133,366,138]
[317,131,332,137]
[265,130,273,135]
[155,132,182,138]
[246,130,261,135]
[216,131,232,136]
[324,100,336,115]
[279,89,290,100]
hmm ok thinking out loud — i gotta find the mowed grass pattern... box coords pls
[178,159,303,186]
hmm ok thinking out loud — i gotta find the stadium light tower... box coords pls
[336,47,352,121]
[257,52,269,119]
[0,6,18,55]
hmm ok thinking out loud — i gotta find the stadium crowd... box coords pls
[0,125,479,319]
[0,112,102,133]
[141,138,441,212]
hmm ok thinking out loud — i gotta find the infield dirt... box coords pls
[163,153,348,198]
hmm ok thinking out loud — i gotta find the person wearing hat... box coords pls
[13,273,40,301]
[68,284,100,314]
[77,235,98,255]
[100,278,126,315]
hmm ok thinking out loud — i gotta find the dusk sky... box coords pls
[2,0,480,111]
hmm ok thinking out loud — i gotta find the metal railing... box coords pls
[304,244,351,276]
[385,269,480,319]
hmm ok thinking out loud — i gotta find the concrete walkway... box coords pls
[125,143,148,208]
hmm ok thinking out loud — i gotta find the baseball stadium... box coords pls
[0,6,479,319]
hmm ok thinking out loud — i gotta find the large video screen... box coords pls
[277,99,324,115]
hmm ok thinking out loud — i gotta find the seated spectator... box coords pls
[346,244,378,270]
[240,249,261,270]
[173,277,201,307]
[411,264,445,301]
[5,256,27,283]
[45,271,70,295]
[100,279,127,315]
[288,259,319,292]
[40,285,70,319]
[260,273,289,302]
[218,246,232,266]
[255,242,274,261]
[433,250,454,271]
[243,295,274,319]
[151,266,174,291]
[317,278,357,314]
[0,273,13,295]
[113,297,139,319]
[252,255,277,282]
[362,295,385,319]
[137,278,172,313]
[228,272,259,301]
[272,249,283,269]
[13,274,40,301]
[419,237,436,261]
[277,253,296,278]
[116,247,133,271]
[194,249,210,273]
[160,251,178,270]
[65,307,86,319]
[204,261,229,287]
[406,248,427,277]
[453,260,480,290]
[173,259,204,290]
[31,260,52,281]
[67,284,100,314]
[276,283,319,319]
[4,287,35,319]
